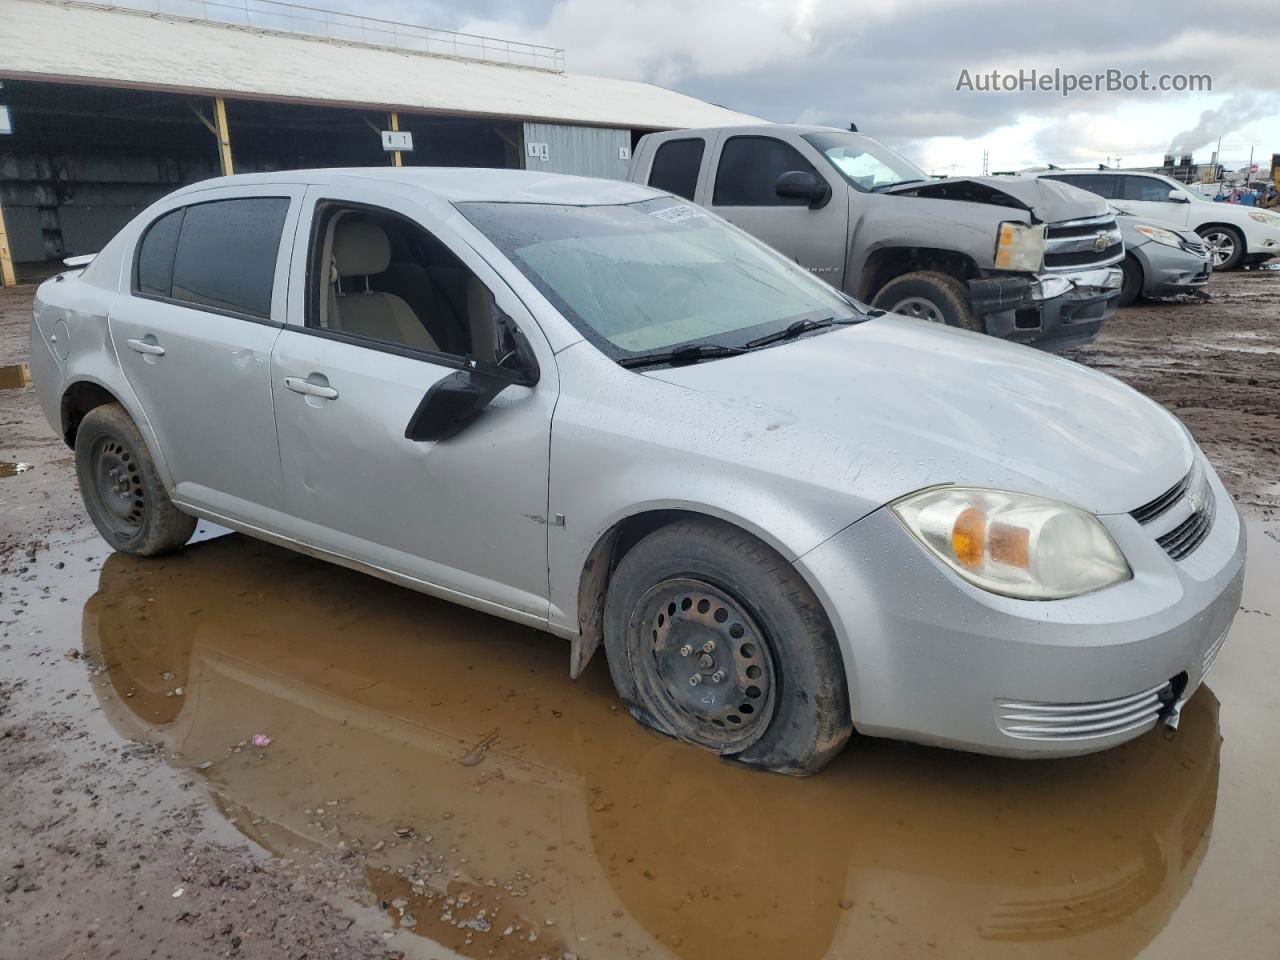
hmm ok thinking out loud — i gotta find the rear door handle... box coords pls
[126,337,165,357]
[283,376,339,400]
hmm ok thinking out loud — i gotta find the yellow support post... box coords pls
[389,111,402,167]
[214,97,234,176]
[0,198,16,288]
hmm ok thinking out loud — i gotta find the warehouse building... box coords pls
[0,0,759,283]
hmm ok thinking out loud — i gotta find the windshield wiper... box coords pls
[618,343,748,369]
[743,315,864,350]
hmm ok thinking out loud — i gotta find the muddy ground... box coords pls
[1,271,1278,960]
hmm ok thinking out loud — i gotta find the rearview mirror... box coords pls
[775,170,832,209]
[1167,188,1190,203]
[404,368,511,443]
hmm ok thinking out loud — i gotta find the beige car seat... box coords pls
[329,218,438,352]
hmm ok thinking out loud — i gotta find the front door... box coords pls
[107,187,303,525]
[1115,175,1192,226]
[270,189,557,622]
[704,133,849,288]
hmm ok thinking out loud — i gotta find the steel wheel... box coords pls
[89,435,146,539]
[631,578,777,753]
[1200,229,1237,268]
[889,295,944,323]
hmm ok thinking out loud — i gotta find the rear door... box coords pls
[704,133,849,287]
[108,186,303,525]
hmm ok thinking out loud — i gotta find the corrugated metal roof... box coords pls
[0,0,762,130]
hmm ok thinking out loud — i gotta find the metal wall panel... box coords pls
[521,122,631,180]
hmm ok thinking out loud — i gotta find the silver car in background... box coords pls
[1113,207,1213,305]
[29,169,1245,774]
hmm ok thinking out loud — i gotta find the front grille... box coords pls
[1043,214,1124,271]
[1131,472,1192,524]
[1180,237,1207,257]
[1130,462,1215,560]
[996,680,1172,742]
[1158,499,1216,559]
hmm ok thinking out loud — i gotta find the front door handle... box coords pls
[126,337,165,357]
[283,376,339,400]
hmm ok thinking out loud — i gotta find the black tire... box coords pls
[74,403,195,557]
[603,518,852,775]
[871,270,982,333]
[1118,254,1144,307]
[1196,224,1245,271]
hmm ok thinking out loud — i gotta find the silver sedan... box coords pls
[29,169,1245,774]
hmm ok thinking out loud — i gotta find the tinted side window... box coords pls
[1049,174,1118,200]
[170,198,290,319]
[135,209,183,297]
[648,138,705,200]
[712,136,819,206]
[1123,176,1172,202]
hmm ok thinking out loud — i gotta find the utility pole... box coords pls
[981,149,988,176]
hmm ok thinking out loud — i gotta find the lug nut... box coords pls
[679,644,693,657]
[702,640,716,653]
[711,670,726,683]
[689,674,701,686]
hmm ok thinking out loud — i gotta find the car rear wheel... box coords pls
[603,518,852,775]
[1196,225,1244,270]
[872,271,983,333]
[74,403,196,556]
[1118,254,1144,307]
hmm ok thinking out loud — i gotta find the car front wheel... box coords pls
[603,518,852,775]
[871,271,983,333]
[74,402,196,556]
[1119,254,1144,307]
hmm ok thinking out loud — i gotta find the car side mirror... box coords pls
[1167,189,1190,203]
[775,170,832,209]
[404,367,512,443]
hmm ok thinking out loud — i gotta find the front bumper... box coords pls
[969,266,1121,352]
[795,462,1246,758]
[1141,244,1211,298]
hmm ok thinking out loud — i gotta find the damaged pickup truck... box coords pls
[629,124,1123,350]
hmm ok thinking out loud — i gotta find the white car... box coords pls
[1036,169,1280,270]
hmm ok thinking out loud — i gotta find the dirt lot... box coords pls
[1,271,1278,960]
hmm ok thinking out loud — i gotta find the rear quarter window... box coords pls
[135,209,183,297]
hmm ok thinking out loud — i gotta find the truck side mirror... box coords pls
[1167,188,1190,203]
[775,170,832,209]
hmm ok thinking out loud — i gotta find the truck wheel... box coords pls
[603,518,852,775]
[872,271,982,332]
[1119,255,1144,307]
[74,403,196,556]
[1196,225,1244,270]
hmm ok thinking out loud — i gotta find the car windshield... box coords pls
[457,197,859,361]
[801,131,929,193]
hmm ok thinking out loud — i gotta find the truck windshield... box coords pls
[802,131,929,193]
[457,197,859,362]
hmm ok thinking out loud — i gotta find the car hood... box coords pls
[643,317,1193,516]
[886,175,1109,224]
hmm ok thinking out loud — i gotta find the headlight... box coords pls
[994,221,1046,272]
[1133,223,1183,248]
[1248,211,1280,227]
[891,487,1131,600]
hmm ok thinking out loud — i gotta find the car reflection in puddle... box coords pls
[82,533,1221,960]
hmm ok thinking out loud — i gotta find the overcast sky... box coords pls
[253,0,1280,174]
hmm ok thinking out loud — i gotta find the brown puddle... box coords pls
[0,361,32,389]
[69,527,1280,960]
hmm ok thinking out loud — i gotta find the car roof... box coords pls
[645,123,863,139]
[171,167,665,206]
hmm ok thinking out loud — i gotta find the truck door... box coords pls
[704,133,849,288]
